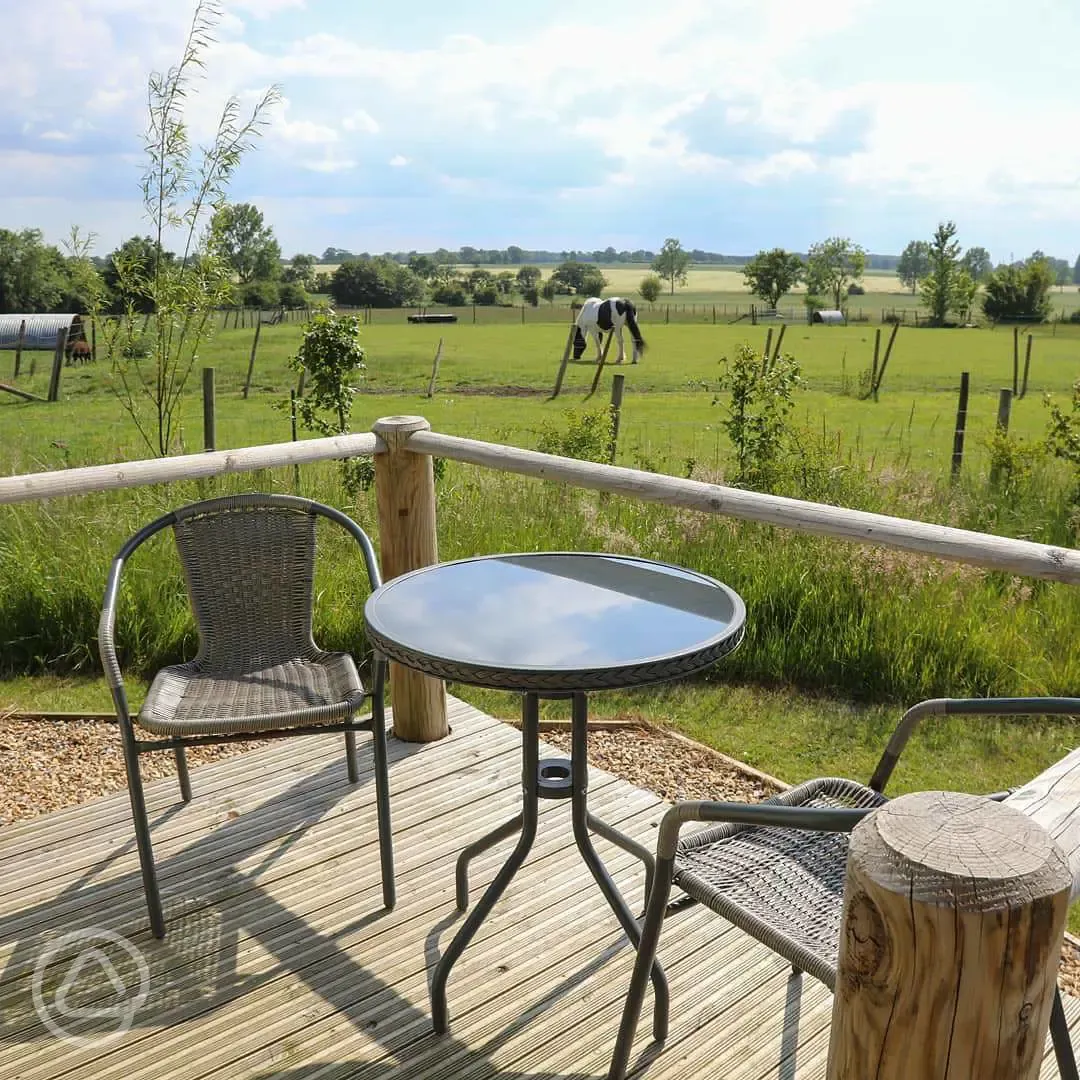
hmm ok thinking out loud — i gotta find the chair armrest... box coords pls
[98,556,132,719]
[656,799,873,861]
[869,697,1080,794]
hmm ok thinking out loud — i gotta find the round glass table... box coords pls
[364,551,746,1034]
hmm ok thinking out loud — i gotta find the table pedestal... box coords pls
[429,690,669,1039]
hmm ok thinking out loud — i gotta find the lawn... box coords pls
[1,312,1078,881]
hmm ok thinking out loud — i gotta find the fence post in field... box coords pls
[826,791,1069,1080]
[1020,334,1033,398]
[872,323,900,402]
[1013,325,1020,395]
[608,372,625,464]
[47,328,67,402]
[771,322,786,364]
[586,329,616,398]
[712,303,716,324]
[951,371,970,479]
[372,415,448,743]
[989,388,1014,485]
[762,327,773,370]
[426,337,444,399]
[202,367,216,451]
[90,317,97,364]
[13,319,25,378]
[551,324,576,399]
[243,318,262,399]
[870,328,881,391]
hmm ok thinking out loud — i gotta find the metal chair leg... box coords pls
[344,730,360,784]
[370,692,395,910]
[608,855,676,1080]
[120,720,166,939]
[1052,986,1079,1080]
[174,746,192,803]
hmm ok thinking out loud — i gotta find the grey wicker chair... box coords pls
[608,696,1080,1080]
[99,493,395,939]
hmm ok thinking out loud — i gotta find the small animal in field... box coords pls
[572,297,646,365]
[66,339,92,365]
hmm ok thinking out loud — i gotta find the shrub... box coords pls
[238,279,281,308]
[847,282,866,296]
[536,407,614,463]
[639,274,662,303]
[432,285,467,306]
[982,260,1054,322]
[277,281,308,308]
[472,284,499,306]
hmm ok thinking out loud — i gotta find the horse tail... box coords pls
[624,302,646,352]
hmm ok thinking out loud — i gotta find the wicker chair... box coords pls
[99,493,395,939]
[608,697,1080,1080]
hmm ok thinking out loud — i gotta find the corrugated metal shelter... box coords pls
[811,309,845,325]
[0,314,84,351]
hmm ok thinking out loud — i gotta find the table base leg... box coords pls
[571,692,670,1038]
[430,693,540,1034]
[455,814,524,911]
[586,811,656,913]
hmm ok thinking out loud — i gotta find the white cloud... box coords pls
[389,155,409,167]
[341,110,380,134]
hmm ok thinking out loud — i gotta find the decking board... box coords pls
[0,696,1076,1080]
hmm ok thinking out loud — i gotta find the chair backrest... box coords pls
[171,495,322,671]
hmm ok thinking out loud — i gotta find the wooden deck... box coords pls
[1,696,1077,1079]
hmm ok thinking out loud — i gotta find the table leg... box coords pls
[454,813,525,911]
[569,692,670,1035]
[430,691,540,1034]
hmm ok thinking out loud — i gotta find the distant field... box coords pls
[311,261,1080,316]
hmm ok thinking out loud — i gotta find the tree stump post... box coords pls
[372,415,448,743]
[827,790,1071,1080]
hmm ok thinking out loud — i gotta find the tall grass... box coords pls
[3,434,1074,706]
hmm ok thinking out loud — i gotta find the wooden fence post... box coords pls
[90,317,97,364]
[13,319,25,378]
[996,387,1013,434]
[951,371,969,480]
[202,368,216,451]
[243,318,262,399]
[551,324,576,399]
[1020,334,1033,399]
[608,373,625,464]
[827,791,1069,1080]
[1013,325,1020,395]
[870,328,881,391]
[426,338,444,399]
[586,330,615,397]
[372,415,448,743]
[47,328,67,402]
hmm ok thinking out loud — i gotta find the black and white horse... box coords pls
[572,297,646,365]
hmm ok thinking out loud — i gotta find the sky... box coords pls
[2,0,1079,261]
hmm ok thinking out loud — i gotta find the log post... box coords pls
[372,415,448,742]
[13,319,25,378]
[951,371,969,480]
[48,328,67,402]
[243,318,262,399]
[827,790,1070,1080]
[202,367,216,451]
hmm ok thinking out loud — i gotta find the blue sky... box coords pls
[3,0,1079,261]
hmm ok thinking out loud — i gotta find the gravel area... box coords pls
[0,713,264,826]
[3,709,1079,998]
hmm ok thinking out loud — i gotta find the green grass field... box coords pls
[1,312,1078,874]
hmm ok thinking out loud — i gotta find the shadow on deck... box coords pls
[0,696,1076,1078]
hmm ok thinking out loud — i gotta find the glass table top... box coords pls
[364,552,745,690]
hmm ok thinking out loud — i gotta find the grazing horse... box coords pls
[572,297,646,365]
[66,339,92,365]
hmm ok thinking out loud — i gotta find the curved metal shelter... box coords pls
[811,309,845,325]
[0,313,84,351]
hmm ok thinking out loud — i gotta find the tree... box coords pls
[951,269,978,322]
[982,259,1055,322]
[95,2,279,455]
[516,265,542,291]
[961,246,993,283]
[407,253,436,280]
[639,274,662,303]
[0,228,73,313]
[897,241,930,293]
[321,247,354,263]
[1073,255,1080,286]
[102,236,178,313]
[550,260,606,296]
[330,257,423,307]
[540,278,559,305]
[283,253,316,289]
[211,202,281,284]
[742,248,803,308]
[805,237,866,308]
[919,221,961,326]
[651,238,691,295]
